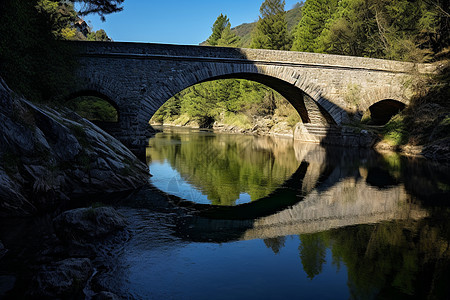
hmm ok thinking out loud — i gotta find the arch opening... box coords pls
[150,78,305,132]
[149,72,337,130]
[362,99,406,126]
[65,90,120,133]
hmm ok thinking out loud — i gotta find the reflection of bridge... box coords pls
[178,143,428,242]
[68,41,435,146]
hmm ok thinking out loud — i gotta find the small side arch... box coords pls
[364,99,406,125]
[64,73,125,109]
[64,89,120,119]
[358,86,409,116]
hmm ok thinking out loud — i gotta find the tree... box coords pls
[291,0,338,52]
[88,29,112,41]
[206,14,230,46]
[0,0,124,101]
[250,0,292,50]
[216,24,240,47]
[73,0,124,21]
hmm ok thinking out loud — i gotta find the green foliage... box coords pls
[67,96,118,122]
[69,124,90,148]
[291,0,447,61]
[74,0,124,21]
[151,79,300,131]
[206,14,230,46]
[87,29,111,41]
[0,0,77,102]
[291,0,338,52]
[0,0,115,102]
[216,24,240,47]
[382,114,409,146]
[250,0,292,50]
[221,112,252,130]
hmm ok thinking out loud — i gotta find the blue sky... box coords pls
[82,0,301,45]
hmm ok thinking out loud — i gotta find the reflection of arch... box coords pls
[138,64,345,129]
[170,159,334,222]
[173,161,310,220]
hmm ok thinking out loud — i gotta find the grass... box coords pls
[381,114,409,146]
[222,112,252,130]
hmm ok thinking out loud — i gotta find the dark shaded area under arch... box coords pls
[367,99,406,125]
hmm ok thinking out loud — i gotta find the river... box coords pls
[1,126,450,299]
[100,127,450,299]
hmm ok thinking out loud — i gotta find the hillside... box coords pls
[201,4,302,48]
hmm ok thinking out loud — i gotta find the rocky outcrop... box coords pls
[0,78,150,217]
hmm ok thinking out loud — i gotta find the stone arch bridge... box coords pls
[68,41,435,146]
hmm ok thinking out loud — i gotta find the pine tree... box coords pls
[250,0,292,50]
[291,0,338,52]
[216,24,240,47]
[206,14,230,46]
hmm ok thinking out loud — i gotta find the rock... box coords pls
[0,167,36,217]
[0,240,7,259]
[423,137,450,163]
[53,207,127,243]
[0,78,150,217]
[0,275,16,297]
[93,291,122,300]
[30,258,92,298]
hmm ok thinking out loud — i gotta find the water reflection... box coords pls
[147,126,300,206]
[107,129,450,299]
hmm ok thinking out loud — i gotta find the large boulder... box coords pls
[30,258,92,298]
[53,207,127,243]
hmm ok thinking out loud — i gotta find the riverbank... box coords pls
[151,112,297,138]
[0,76,153,298]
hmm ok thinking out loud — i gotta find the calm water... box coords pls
[148,126,300,206]
[99,127,449,299]
[2,127,450,299]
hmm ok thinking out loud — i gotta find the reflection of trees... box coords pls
[263,236,286,254]
[296,216,450,299]
[299,233,327,279]
[148,131,300,205]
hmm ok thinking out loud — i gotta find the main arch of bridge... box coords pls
[68,41,432,145]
